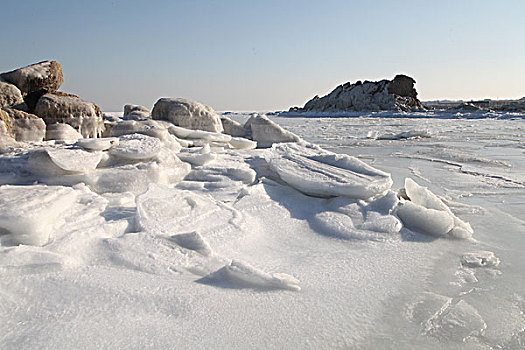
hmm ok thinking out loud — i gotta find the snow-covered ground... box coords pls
[1,112,524,349]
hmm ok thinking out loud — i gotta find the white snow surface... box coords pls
[0,112,523,349]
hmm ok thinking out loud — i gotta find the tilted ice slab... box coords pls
[28,147,103,177]
[396,178,473,238]
[168,125,231,143]
[200,260,301,291]
[265,143,392,199]
[76,137,119,151]
[0,185,79,246]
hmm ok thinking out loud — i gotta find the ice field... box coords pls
[0,112,524,349]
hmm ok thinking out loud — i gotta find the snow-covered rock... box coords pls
[123,104,150,120]
[0,60,64,96]
[265,143,393,199]
[291,74,424,113]
[152,98,223,132]
[34,92,104,138]
[396,178,474,238]
[45,123,82,142]
[220,115,249,137]
[0,81,24,107]
[245,114,302,148]
[1,108,46,142]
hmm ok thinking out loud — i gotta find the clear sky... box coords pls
[1,0,524,111]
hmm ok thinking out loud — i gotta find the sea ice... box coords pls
[461,251,500,268]
[76,137,119,151]
[168,231,212,256]
[110,134,161,160]
[265,143,392,199]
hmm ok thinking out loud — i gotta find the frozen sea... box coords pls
[1,111,524,349]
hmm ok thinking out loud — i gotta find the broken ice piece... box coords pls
[461,251,500,268]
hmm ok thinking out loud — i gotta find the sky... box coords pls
[1,0,524,111]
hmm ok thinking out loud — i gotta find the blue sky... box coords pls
[1,0,524,111]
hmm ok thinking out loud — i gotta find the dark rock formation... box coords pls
[293,74,425,113]
[0,81,24,108]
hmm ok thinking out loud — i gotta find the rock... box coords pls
[123,104,150,120]
[0,61,64,96]
[0,109,13,137]
[0,82,24,108]
[45,123,83,142]
[1,108,46,142]
[220,115,249,137]
[151,98,223,133]
[34,92,104,138]
[245,114,302,148]
[293,74,425,113]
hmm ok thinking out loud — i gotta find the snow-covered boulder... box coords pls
[34,92,104,138]
[151,98,223,133]
[293,74,424,113]
[1,108,46,142]
[0,61,64,96]
[265,143,393,199]
[45,123,83,142]
[0,81,24,107]
[396,178,473,239]
[123,104,150,120]
[245,114,302,148]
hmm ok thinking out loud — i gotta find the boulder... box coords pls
[245,114,302,148]
[0,61,64,96]
[45,123,83,142]
[34,92,104,138]
[123,104,150,120]
[0,109,13,137]
[0,82,24,108]
[293,74,425,113]
[151,98,223,133]
[1,108,46,142]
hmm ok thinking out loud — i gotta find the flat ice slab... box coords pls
[265,143,393,199]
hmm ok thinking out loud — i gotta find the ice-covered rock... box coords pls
[200,260,301,291]
[461,251,500,268]
[123,104,150,120]
[152,97,223,133]
[1,108,46,142]
[45,123,82,142]
[109,134,161,160]
[76,137,119,151]
[0,81,24,107]
[265,143,392,199]
[34,92,104,138]
[0,60,64,96]
[245,114,302,148]
[396,178,474,238]
[0,185,78,246]
[292,74,424,113]
[220,115,249,137]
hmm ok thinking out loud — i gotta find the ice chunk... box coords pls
[168,231,212,256]
[265,143,392,199]
[45,148,103,173]
[135,184,235,236]
[396,178,474,238]
[110,134,161,160]
[0,185,78,246]
[461,251,500,268]
[45,123,82,142]
[229,137,257,150]
[199,260,301,291]
[76,137,119,151]
[177,152,216,166]
[168,125,231,143]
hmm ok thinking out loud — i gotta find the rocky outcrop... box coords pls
[152,98,223,133]
[34,92,104,138]
[293,74,425,113]
[0,82,24,108]
[1,108,46,142]
[0,61,64,96]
